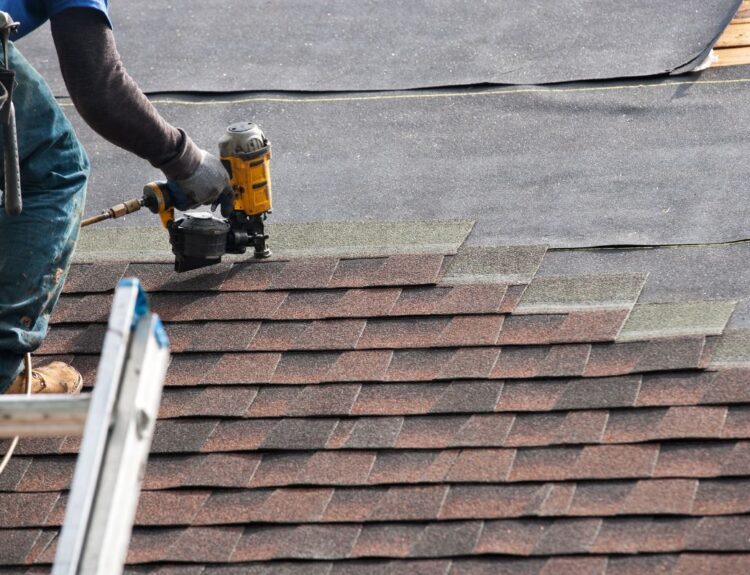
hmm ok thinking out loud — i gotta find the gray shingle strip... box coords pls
[711,330,750,368]
[73,220,474,263]
[515,273,648,314]
[440,246,548,285]
[617,301,737,342]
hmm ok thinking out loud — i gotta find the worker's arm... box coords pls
[49,8,228,204]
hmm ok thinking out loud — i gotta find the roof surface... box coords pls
[2,2,749,573]
[1,244,749,573]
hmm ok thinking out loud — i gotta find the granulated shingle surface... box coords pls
[1,248,747,573]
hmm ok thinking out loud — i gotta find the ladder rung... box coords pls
[0,395,91,438]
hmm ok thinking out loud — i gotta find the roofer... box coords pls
[0,2,230,394]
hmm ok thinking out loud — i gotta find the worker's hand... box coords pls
[169,150,231,210]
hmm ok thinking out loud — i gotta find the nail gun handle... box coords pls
[142,181,178,228]
[3,102,21,216]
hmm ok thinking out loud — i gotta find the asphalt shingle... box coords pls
[6,244,748,572]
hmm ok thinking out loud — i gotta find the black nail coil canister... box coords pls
[168,212,230,272]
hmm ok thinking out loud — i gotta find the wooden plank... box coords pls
[732,0,750,23]
[711,45,750,67]
[715,22,750,48]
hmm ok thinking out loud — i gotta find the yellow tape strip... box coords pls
[57,77,750,107]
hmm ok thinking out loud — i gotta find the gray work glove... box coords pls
[170,150,232,209]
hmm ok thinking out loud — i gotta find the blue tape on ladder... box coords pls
[117,278,170,349]
[152,317,170,349]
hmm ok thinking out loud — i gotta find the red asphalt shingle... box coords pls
[2,252,747,573]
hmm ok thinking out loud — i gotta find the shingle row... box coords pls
[5,477,750,528]
[4,440,750,493]
[63,255,446,294]
[154,370,750,419]
[9,405,749,456]
[6,517,750,564]
[39,337,715,382]
[46,310,633,352]
[4,554,750,575]
[53,284,522,323]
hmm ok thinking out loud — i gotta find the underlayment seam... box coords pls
[551,238,750,253]
[52,76,750,109]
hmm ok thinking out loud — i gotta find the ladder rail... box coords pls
[80,313,169,574]
[51,281,142,575]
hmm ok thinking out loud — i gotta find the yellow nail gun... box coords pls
[82,122,272,272]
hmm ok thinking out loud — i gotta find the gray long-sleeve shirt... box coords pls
[49,8,201,180]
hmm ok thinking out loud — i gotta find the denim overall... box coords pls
[0,42,89,390]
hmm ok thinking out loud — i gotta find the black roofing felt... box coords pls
[540,244,750,328]
[61,66,750,248]
[18,0,742,93]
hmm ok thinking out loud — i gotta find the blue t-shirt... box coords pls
[0,0,109,39]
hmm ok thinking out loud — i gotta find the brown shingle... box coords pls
[6,457,76,493]
[63,263,126,293]
[0,493,60,528]
[583,342,646,377]
[386,349,455,381]
[436,316,504,347]
[474,519,547,555]
[367,451,458,484]
[438,348,499,379]
[410,521,483,558]
[295,319,368,350]
[692,479,750,515]
[285,384,361,416]
[352,383,447,416]
[446,449,515,482]
[659,406,728,438]
[369,485,449,521]
[28,250,750,571]
[245,386,302,417]
[269,258,339,290]
[636,372,715,407]
[201,352,280,384]
[358,317,450,349]
[326,350,393,381]
[273,289,349,319]
[432,284,508,315]
[248,321,311,351]
[136,491,209,525]
[0,529,47,565]
[498,310,628,345]
[271,352,339,384]
[351,523,422,558]
[329,255,443,288]
[654,442,735,478]
[221,261,286,291]
[150,453,262,489]
[439,484,547,519]
[508,447,581,481]
[159,387,258,418]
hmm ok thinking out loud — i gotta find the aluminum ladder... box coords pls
[0,278,170,574]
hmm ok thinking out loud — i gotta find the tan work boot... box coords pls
[6,361,83,395]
